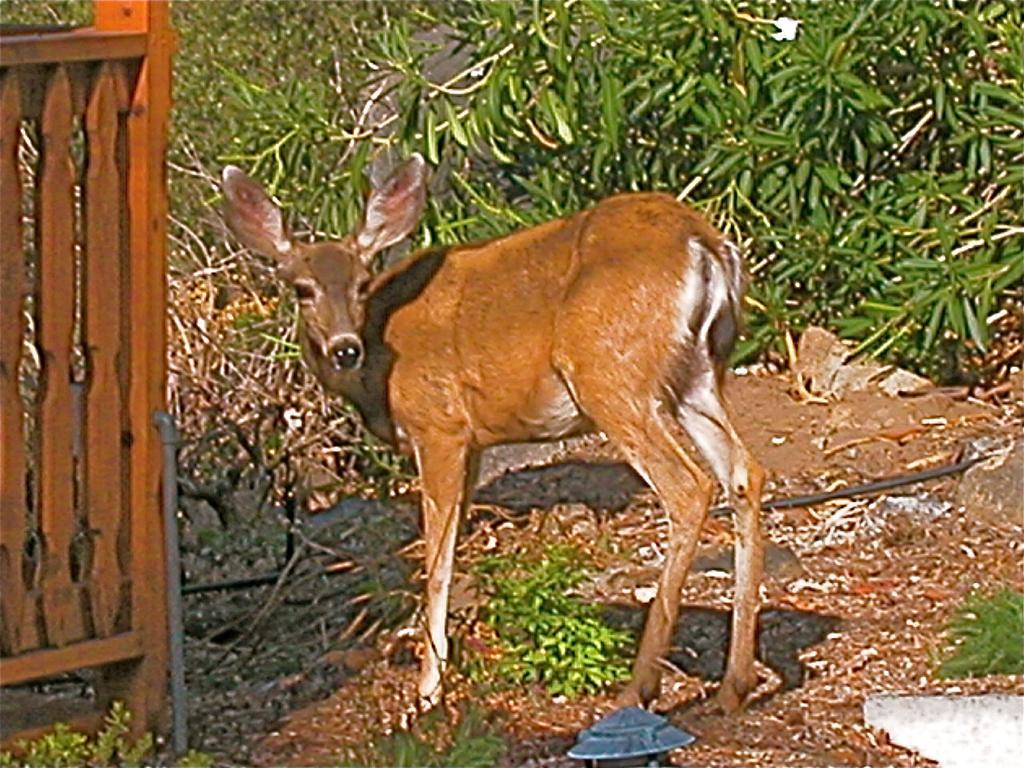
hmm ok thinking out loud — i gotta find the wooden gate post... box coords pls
[92,0,175,737]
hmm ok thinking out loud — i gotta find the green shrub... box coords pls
[471,544,632,696]
[346,704,505,768]
[938,587,1024,678]
[0,701,216,768]
[226,0,1022,383]
[0,702,153,768]
[0,1,92,26]
[177,749,216,768]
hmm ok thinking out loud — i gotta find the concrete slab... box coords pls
[864,694,1024,768]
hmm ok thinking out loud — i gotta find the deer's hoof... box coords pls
[715,672,756,714]
[614,686,644,709]
[417,683,442,712]
[617,671,660,709]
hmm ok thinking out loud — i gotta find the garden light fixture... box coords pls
[568,706,696,767]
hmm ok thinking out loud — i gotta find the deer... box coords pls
[220,155,765,714]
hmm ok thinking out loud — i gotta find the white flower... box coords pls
[633,585,658,604]
[283,407,304,431]
[771,16,800,41]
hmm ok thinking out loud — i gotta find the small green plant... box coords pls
[347,704,505,768]
[177,749,217,768]
[0,701,153,768]
[471,544,633,696]
[938,587,1024,679]
[347,429,416,495]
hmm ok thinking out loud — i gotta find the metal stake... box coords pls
[153,410,187,756]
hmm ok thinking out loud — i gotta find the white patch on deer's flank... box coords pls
[677,367,735,490]
[721,239,743,314]
[674,239,733,353]
[540,371,594,440]
[678,406,732,490]
[531,383,584,439]
[697,244,729,348]
[673,241,704,345]
[625,450,657,492]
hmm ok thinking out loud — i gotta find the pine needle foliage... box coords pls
[938,587,1024,679]
[223,0,1022,382]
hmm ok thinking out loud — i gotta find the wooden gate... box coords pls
[0,0,173,741]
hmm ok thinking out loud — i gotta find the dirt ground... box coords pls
[181,370,1023,767]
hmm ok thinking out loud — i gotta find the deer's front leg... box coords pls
[414,435,476,706]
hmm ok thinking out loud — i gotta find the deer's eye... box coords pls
[294,281,317,302]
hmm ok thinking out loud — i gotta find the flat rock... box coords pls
[475,460,644,512]
[864,694,1024,768]
[795,326,931,398]
[308,497,415,529]
[693,541,804,581]
[477,441,575,487]
[956,437,1024,525]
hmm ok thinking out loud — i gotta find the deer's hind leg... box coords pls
[676,367,764,712]
[561,372,714,705]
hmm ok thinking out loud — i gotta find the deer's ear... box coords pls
[355,154,428,265]
[221,166,293,262]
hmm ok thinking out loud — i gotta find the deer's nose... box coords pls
[329,335,364,371]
